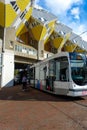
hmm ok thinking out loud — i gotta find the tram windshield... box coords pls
[69,53,87,85]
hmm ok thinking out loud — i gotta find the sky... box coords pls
[35,0,87,41]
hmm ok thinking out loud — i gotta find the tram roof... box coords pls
[30,52,69,68]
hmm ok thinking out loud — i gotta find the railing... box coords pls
[14,42,54,60]
[14,42,37,59]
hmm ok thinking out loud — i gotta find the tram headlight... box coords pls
[73,84,76,87]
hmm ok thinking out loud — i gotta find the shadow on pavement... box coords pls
[0,85,84,102]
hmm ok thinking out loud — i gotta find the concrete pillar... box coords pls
[1,51,14,87]
[1,27,15,87]
[38,40,44,60]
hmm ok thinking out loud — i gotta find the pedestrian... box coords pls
[46,76,50,90]
[22,74,27,91]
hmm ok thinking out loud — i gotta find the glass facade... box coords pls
[15,44,37,56]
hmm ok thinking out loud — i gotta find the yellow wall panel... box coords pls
[31,25,43,41]
[25,7,32,20]
[75,50,84,53]
[0,2,5,27]
[40,26,47,41]
[53,37,63,49]
[20,33,29,45]
[17,0,30,11]
[65,45,77,52]
[43,28,55,44]
[48,21,55,28]
[16,23,25,36]
[19,25,28,35]
[5,4,17,27]
[40,21,55,44]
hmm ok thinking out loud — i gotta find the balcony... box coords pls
[14,42,54,62]
[14,42,37,60]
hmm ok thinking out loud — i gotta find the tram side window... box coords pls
[55,57,69,81]
[49,60,56,78]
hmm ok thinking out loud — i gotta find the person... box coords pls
[22,74,27,91]
[46,76,50,90]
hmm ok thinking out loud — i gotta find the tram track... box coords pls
[47,101,87,130]
[57,95,87,108]
[67,96,87,108]
[0,86,87,130]
[73,100,87,108]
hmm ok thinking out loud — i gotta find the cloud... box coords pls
[35,0,83,17]
[40,0,83,15]
[68,21,87,41]
[70,7,80,20]
[35,0,87,41]
[35,0,83,22]
[35,0,40,4]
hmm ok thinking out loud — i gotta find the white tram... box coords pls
[29,52,87,97]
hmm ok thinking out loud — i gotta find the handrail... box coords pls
[14,42,53,59]
[14,42,37,57]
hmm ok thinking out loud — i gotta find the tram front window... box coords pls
[70,53,87,85]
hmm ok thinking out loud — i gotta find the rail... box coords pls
[14,42,37,59]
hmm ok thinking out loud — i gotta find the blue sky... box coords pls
[35,0,87,41]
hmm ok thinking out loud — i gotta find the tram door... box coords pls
[48,60,55,91]
[30,67,35,87]
[55,57,69,95]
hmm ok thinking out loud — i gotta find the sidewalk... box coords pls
[0,85,61,130]
[0,85,32,100]
[0,85,86,130]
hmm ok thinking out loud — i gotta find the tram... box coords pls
[29,52,87,97]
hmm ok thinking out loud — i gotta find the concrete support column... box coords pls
[1,51,14,87]
[38,40,44,60]
[1,27,15,87]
